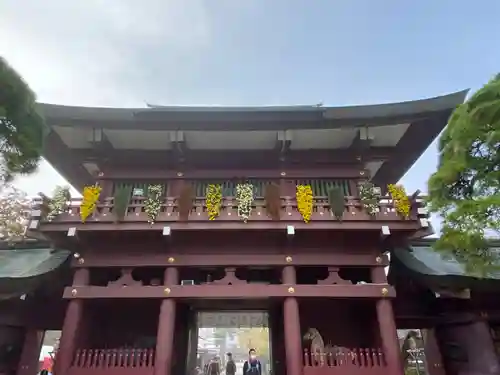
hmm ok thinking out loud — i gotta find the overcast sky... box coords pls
[1,0,499,231]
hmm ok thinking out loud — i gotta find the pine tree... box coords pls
[427,74,500,273]
[0,57,46,183]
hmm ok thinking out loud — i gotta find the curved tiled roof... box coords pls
[0,248,70,299]
[391,241,500,289]
[36,90,469,128]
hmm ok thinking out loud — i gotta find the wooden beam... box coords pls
[276,130,293,161]
[348,128,373,160]
[63,284,395,299]
[172,130,187,164]
[77,148,394,169]
[89,128,114,153]
[71,253,389,268]
[39,220,422,232]
[98,166,366,180]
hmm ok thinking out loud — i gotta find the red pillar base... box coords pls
[154,267,179,375]
[376,299,403,375]
[154,299,176,375]
[17,329,45,375]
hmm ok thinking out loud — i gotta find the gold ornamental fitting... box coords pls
[375,256,382,264]
[167,257,175,264]
[381,287,389,296]
[78,258,85,264]
[285,256,293,263]
[280,171,286,176]
[71,289,78,296]
[288,287,295,294]
[164,287,171,295]
[176,172,183,177]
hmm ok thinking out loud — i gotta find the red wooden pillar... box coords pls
[371,266,403,375]
[282,266,302,375]
[16,329,45,375]
[154,267,179,375]
[423,329,445,375]
[54,268,89,375]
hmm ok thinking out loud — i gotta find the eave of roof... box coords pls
[36,90,469,130]
[38,90,469,191]
[391,241,500,290]
[0,248,71,300]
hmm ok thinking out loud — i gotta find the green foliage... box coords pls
[427,74,500,273]
[0,57,46,182]
[46,186,71,221]
[113,186,132,221]
[327,187,345,220]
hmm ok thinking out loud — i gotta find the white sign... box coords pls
[132,188,144,197]
[198,312,268,328]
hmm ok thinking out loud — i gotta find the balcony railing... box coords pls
[31,194,428,227]
[303,347,387,375]
[67,348,154,375]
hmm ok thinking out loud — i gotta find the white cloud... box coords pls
[0,0,213,106]
[0,0,215,194]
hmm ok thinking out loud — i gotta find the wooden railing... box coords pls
[304,348,387,375]
[67,348,155,375]
[33,195,427,225]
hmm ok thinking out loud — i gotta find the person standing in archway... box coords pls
[225,353,236,375]
[243,349,261,375]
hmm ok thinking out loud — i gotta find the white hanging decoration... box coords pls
[236,183,253,222]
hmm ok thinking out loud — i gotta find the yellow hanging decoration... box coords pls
[296,185,313,223]
[387,184,411,218]
[80,184,102,223]
[206,184,223,220]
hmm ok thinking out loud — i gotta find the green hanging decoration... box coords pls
[327,187,345,220]
[113,185,132,222]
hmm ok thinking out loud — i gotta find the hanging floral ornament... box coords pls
[144,184,163,224]
[80,184,102,223]
[358,181,381,216]
[236,183,253,222]
[327,187,345,220]
[296,185,313,223]
[387,184,411,218]
[206,184,223,220]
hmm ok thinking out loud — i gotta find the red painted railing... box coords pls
[32,195,426,225]
[67,348,155,375]
[304,348,387,375]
